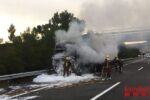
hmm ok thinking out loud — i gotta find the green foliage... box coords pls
[8,24,16,42]
[0,44,25,74]
[0,64,7,75]
[50,10,76,31]
[0,10,79,75]
[0,38,3,44]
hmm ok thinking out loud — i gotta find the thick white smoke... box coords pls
[55,0,150,64]
[79,0,150,52]
[55,21,85,44]
[80,0,150,32]
[55,21,121,63]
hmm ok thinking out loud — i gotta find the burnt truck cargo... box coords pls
[52,42,103,75]
[52,33,121,75]
[52,42,79,74]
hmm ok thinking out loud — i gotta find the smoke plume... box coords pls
[55,0,150,64]
[80,0,150,32]
[55,21,121,63]
[79,0,150,52]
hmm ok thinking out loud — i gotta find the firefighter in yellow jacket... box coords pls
[104,57,111,79]
[63,56,71,76]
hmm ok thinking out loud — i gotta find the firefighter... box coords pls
[102,57,111,80]
[106,57,111,79]
[118,58,123,73]
[63,56,71,76]
[114,57,119,72]
[114,57,123,73]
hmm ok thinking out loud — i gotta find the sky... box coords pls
[0,0,91,41]
[1,0,150,42]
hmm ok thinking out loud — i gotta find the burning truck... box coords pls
[52,34,103,75]
[52,21,120,76]
[52,42,81,75]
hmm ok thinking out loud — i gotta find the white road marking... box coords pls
[138,67,143,71]
[9,84,50,99]
[90,82,121,100]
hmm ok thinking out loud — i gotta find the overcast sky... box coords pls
[0,0,92,41]
[1,0,150,41]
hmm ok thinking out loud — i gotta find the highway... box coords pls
[14,58,150,100]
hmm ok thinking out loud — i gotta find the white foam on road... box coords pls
[0,95,38,100]
[0,74,97,100]
[33,73,96,84]
[91,82,121,100]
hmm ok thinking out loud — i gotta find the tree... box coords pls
[29,11,81,70]
[21,27,36,43]
[50,10,77,31]
[33,10,78,39]
[0,38,3,44]
[8,24,16,42]
[0,10,82,75]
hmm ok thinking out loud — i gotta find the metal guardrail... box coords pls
[122,57,136,61]
[0,57,140,81]
[122,57,140,63]
[0,70,48,81]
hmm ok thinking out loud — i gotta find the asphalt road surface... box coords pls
[15,58,150,100]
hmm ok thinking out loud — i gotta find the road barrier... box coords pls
[122,57,141,64]
[0,69,48,81]
[0,57,141,81]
